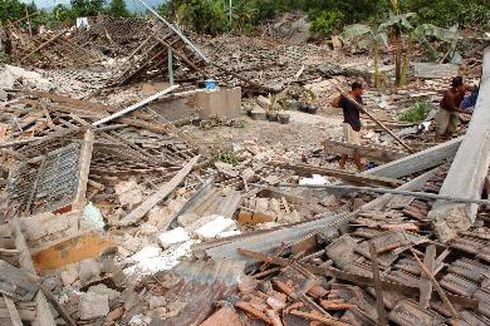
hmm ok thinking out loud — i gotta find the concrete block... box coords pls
[150,87,241,122]
[196,87,241,120]
[79,258,101,284]
[158,227,190,248]
[78,292,109,320]
[195,215,236,239]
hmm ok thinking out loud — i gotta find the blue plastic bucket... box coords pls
[204,79,216,91]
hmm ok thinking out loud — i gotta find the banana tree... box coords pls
[342,14,460,87]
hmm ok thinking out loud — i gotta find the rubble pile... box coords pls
[0,13,489,326]
[198,166,490,325]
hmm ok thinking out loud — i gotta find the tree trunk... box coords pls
[394,27,402,87]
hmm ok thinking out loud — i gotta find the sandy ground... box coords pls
[182,109,344,156]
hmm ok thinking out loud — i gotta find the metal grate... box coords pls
[8,141,82,215]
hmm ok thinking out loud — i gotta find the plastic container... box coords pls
[204,79,217,91]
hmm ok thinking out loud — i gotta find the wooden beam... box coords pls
[117,155,200,226]
[322,139,406,163]
[3,296,23,326]
[72,129,94,211]
[31,231,114,272]
[369,242,387,326]
[419,245,436,308]
[92,85,179,126]
[274,161,403,188]
[19,30,65,63]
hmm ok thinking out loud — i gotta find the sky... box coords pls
[25,0,164,12]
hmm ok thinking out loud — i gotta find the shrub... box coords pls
[309,10,343,39]
[399,100,431,123]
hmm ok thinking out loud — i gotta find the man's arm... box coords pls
[330,95,341,108]
[444,91,468,114]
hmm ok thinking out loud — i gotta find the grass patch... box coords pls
[399,100,431,123]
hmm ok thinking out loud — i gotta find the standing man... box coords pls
[331,81,364,171]
[436,77,473,142]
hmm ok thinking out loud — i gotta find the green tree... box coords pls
[342,13,459,87]
[71,0,105,17]
[108,0,130,17]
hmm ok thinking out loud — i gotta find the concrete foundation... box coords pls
[150,87,241,123]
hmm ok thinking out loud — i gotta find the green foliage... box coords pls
[0,0,36,24]
[217,150,239,166]
[71,0,105,17]
[309,10,343,39]
[403,0,490,28]
[107,0,130,17]
[159,0,230,35]
[399,100,431,123]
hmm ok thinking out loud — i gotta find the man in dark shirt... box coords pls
[331,81,364,171]
[436,76,473,142]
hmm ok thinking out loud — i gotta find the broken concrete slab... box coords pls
[79,258,101,284]
[413,62,459,79]
[429,47,490,243]
[194,215,237,239]
[366,136,463,179]
[158,227,190,248]
[20,211,80,249]
[151,87,241,121]
[78,292,109,320]
[60,264,79,287]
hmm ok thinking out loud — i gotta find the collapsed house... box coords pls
[0,12,489,326]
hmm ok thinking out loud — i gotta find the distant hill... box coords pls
[23,0,165,12]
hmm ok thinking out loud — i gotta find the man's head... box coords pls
[451,76,464,90]
[351,81,364,97]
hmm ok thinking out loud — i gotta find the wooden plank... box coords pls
[92,85,179,126]
[419,245,436,308]
[117,155,200,226]
[369,242,387,326]
[31,231,114,272]
[3,296,23,326]
[322,139,406,163]
[274,161,403,188]
[72,129,94,211]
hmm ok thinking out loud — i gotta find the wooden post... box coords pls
[25,7,32,38]
[369,242,387,326]
[168,47,174,86]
